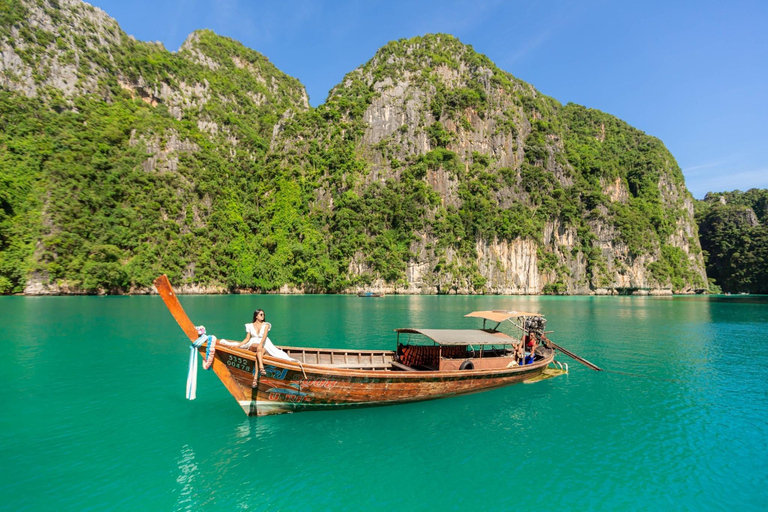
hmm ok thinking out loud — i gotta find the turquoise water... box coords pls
[1,294,767,511]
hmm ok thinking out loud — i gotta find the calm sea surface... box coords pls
[1,294,767,511]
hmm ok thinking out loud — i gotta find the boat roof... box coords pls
[464,310,543,322]
[395,328,514,346]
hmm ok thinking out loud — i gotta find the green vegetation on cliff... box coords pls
[0,2,706,294]
[0,1,309,293]
[696,190,768,293]
[268,34,704,293]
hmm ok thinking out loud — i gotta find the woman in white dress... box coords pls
[236,309,295,374]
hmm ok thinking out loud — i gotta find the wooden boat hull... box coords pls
[153,274,559,417]
[201,344,554,416]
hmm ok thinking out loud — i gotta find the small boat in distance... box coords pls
[154,275,569,416]
[357,291,384,297]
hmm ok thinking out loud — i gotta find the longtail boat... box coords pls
[357,291,384,297]
[154,275,569,416]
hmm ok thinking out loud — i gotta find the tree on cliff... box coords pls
[0,0,707,294]
[697,190,768,294]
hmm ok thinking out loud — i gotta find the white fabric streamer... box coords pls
[186,344,199,400]
[186,331,210,400]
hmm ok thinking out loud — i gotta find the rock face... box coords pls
[288,34,707,294]
[1,2,707,295]
[0,0,121,98]
[695,189,768,294]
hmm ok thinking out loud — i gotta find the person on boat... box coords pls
[512,340,525,365]
[235,309,296,374]
[524,332,537,364]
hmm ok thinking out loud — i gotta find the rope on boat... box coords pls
[186,326,217,400]
[298,361,307,380]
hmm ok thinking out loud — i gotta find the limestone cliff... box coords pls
[695,190,768,294]
[276,35,707,294]
[1,2,707,295]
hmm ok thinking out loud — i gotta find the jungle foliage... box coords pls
[696,190,768,293]
[0,3,706,294]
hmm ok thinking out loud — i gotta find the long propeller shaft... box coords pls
[547,339,603,371]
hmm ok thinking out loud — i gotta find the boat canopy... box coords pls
[394,328,515,346]
[464,310,543,323]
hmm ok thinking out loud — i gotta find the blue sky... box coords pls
[87,0,767,198]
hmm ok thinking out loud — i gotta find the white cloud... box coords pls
[682,160,727,174]
[687,167,768,198]
[506,28,554,65]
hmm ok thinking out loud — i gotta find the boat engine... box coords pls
[523,317,549,348]
[524,316,547,335]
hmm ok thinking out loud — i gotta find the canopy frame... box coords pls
[394,328,515,346]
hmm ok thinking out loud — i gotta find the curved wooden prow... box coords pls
[153,274,253,412]
[153,274,198,342]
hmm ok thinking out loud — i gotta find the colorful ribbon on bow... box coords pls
[186,326,217,400]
